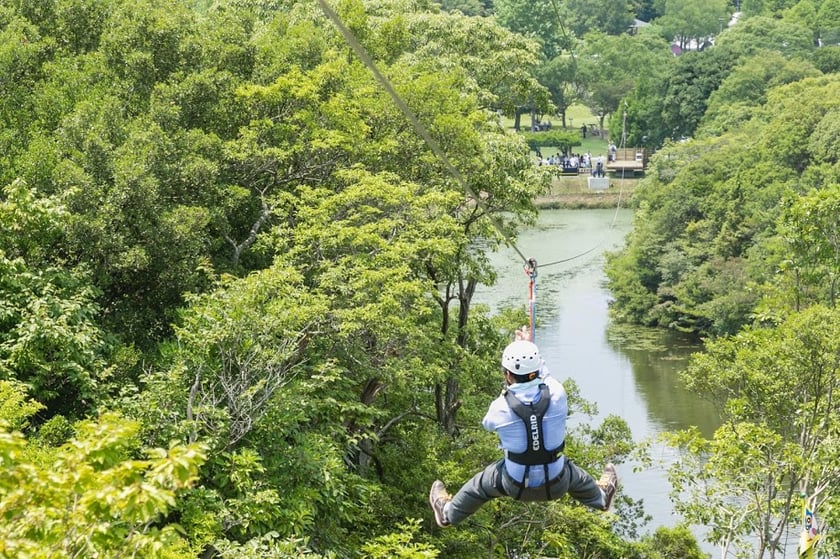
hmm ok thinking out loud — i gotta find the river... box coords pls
[474,208,722,553]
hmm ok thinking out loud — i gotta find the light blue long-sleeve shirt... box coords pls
[482,370,567,486]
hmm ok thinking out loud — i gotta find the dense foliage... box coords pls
[3,0,840,557]
[603,0,839,336]
[602,3,840,558]
[0,0,644,557]
[606,75,840,336]
[664,305,840,558]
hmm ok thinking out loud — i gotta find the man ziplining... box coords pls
[429,330,619,527]
[311,1,620,528]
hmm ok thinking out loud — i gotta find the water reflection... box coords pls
[606,325,721,439]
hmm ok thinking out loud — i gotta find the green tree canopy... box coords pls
[492,0,570,59]
[0,180,113,418]
[578,31,672,139]
[700,50,821,136]
[400,9,550,114]
[714,14,815,59]
[658,45,740,142]
[566,0,638,36]
[607,74,840,336]
[817,0,840,44]
[534,54,581,127]
[666,305,840,558]
[654,0,731,49]
[0,408,207,559]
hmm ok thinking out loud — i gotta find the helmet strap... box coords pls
[506,369,537,384]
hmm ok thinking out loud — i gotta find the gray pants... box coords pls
[445,458,604,525]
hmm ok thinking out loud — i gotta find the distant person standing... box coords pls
[581,124,587,138]
[593,156,605,177]
[608,142,617,162]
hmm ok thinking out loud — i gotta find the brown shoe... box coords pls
[596,463,619,511]
[429,480,452,527]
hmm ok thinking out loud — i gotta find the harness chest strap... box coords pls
[503,383,565,500]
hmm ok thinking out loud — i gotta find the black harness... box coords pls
[504,383,564,499]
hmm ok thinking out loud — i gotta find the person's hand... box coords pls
[514,326,531,341]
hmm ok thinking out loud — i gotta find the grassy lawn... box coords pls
[565,103,596,121]
[499,104,612,158]
[537,136,610,158]
[501,103,597,128]
[564,103,602,132]
[536,174,639,209]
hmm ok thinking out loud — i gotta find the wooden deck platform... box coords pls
[606,147,647,176]
[607,160,645,176]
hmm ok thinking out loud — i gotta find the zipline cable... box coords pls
[318,0,630,339]
[316,0,531,266]
[548,0,577,71]
[536,185,626,270]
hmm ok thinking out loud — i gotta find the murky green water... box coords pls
[475,208,721,544]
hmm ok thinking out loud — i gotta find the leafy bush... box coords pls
[522,129,582,152]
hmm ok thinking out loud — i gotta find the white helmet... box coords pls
[501,340,541,377]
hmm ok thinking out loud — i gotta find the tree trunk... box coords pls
[435,276,477,434]
[442,376,461,434]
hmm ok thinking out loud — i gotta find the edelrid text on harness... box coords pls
[504,383,564,499]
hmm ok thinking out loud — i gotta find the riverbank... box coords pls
[535,175,640,209]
